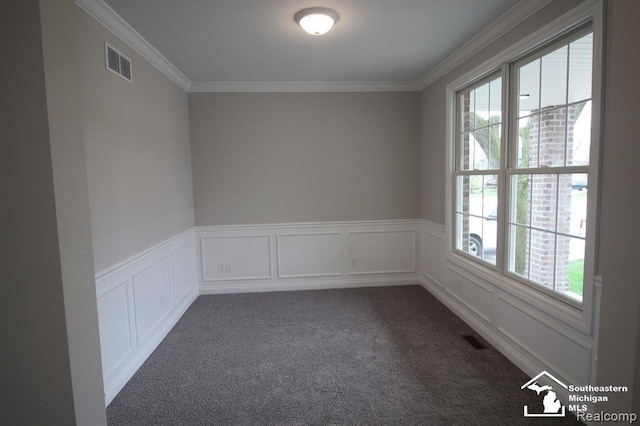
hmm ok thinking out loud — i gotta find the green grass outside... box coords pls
[568,259,584,296]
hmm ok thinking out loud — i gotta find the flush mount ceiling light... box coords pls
[294,7,339,36]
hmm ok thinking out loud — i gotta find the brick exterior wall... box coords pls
[526,106,577,291]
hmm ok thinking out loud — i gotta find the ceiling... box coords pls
[102,0,526,84]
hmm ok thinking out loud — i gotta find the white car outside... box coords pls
[467,212,497,262]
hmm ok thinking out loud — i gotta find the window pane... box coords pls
[475,82,489,123]
[482,174,498,217]
[471,131,480,169]
[468,176,483,216]
[461,174,498,217]
[557,173,588,237]
[537,107,567,167]
[567,100,591,166]
[518,59,540,117]
[571,173,588,193]
[509,224,530,279]
[468,215,483,257]
[469,88,476,129]
[474,124,501,170]
[489,77,502,122]
[487,124,501,169]
[481,218,497,265]
[459,88,477,130]
[457,213,480,256]
[557,236,585,301]
[456,175,471,214]
[530,174,558,232]
[568,33,593,104]
[557,174,575,235]
[460,214,495,262]
[518,115,539,168]
[460,91,474,136]
[456,213,465,252]
[460,132,472,170]
[529,229,556,289]
[510,174,531,226]
[460,76,503,172]
[456,175,498,264]
[540,45,568,110]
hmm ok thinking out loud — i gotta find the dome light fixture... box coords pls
[294,7,339,36]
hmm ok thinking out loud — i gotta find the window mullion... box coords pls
[496,63,510,275]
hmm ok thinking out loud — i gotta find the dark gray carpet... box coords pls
[107,285,579,425]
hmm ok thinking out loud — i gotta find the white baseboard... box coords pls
[200,277,419,295]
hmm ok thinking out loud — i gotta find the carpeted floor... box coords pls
[107,285,579,425]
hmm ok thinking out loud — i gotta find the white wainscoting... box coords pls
[201,235,272,281]
[422,222,445,288]
[197,220,420,294]
[277,233,342,279]
[96,218,602,411]
[349,230,416,275]
[95,228,198,405]
[419,219,601,407]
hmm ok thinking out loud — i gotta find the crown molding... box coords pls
[416,0,554,90]
[75,0,191,91]
[188,80,420,93]
[75,0,556,94]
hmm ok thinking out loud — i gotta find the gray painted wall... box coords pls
[596,0,640,413]
[40,0,107,423]
[420,0,640,412]
[0,0,105,424]
[0,2,75,422]
[189,92,421,226]
[77,10,195,272]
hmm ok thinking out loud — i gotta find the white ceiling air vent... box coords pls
[105,42,132,83]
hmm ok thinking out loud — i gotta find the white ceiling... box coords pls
[102,0,526,84]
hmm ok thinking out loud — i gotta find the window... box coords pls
[455,74,503,266]
[453,25,595,307]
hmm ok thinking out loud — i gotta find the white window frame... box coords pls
[444,0,603,334]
